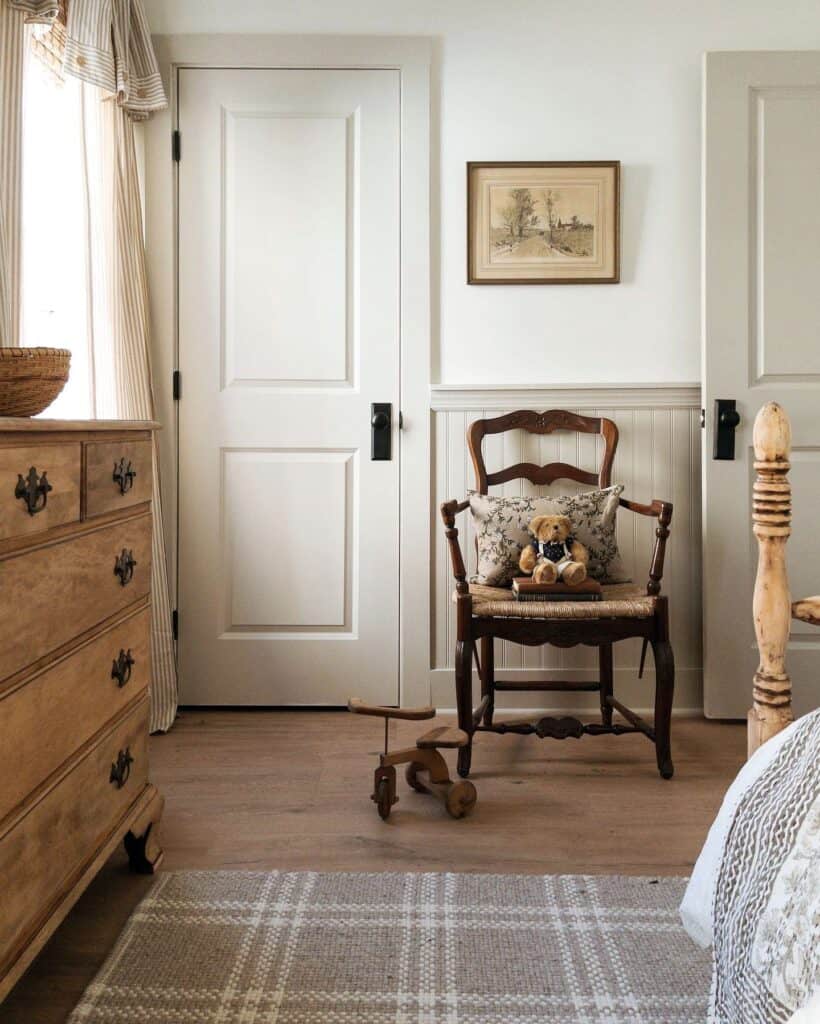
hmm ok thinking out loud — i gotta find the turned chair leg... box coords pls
[480,636,495,726]
[652,639,675,779]
[599,643,613,727]
[455,638,474,778]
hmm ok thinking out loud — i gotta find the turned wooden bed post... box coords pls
[749,401,794,757]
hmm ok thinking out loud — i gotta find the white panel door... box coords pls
[177,68,400,705]
[703,51,820,719]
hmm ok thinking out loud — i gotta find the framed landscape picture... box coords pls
[467,161,620,284]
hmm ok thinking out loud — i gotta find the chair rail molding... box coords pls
[431,383,704,714]
[431,383,702,411]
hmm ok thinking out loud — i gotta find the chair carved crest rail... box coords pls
[440,409,675,780]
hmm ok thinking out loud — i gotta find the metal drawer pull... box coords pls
[111,649,135,688]
[114,549,137,586]
[109,747,134,789]
[113,458,136,495]
[14,466,52,516]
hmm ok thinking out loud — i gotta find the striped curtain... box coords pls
[0,2,25,347]
[80,83,176,731]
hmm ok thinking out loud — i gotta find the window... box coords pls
[20,47,91,418]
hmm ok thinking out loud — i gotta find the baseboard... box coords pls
[429,667,703,716]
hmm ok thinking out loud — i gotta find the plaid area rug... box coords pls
[69,871,710,1023]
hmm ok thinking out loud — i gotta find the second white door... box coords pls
[177,68,400,705]
[703,51,820,718]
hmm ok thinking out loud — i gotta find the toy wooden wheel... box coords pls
[405,762,429,793]
[446,780,477,819]
[372,765,397,820]
[375,776,393,820]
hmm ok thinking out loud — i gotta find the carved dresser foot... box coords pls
[124,785,164,874]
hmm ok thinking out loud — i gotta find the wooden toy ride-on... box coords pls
[347,699,477,820]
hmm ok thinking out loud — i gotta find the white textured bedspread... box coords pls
[684,709,820,1024]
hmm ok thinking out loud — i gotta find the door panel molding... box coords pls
[221,105,357,391]
[220,446,356,636]
[750,84,820,385]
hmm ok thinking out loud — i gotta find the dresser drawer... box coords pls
[0,697,148,969]
[85,439,152,518]
[0,513,152,682]
[0,606,150,825]
[0,444,80,541]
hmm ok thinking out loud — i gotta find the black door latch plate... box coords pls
[371,403,391,461]
[713,399,741,460]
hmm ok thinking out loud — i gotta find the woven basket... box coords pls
[0,347,71,417]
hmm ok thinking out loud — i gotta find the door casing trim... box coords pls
[144,35,431,706]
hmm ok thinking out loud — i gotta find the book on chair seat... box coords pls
[512,578,603,601]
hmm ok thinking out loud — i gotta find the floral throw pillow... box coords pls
[468,485,629,586]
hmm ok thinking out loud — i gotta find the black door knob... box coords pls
[719,408,740,429]
[371,411,389,429]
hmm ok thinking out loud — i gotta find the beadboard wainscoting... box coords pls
[431,385,703,714]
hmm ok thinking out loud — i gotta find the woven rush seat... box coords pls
[456,582,656,619]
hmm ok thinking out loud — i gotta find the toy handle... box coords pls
[347,697,436,721]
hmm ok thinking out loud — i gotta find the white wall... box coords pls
[145,0,820,386]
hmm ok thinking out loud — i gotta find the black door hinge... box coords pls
[172,609,178,640]
[173,369,181,400]
[172,130,181,162]
[700,408,706,428]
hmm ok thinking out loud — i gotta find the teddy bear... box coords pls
[518,514,589,586]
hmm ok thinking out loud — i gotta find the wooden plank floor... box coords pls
[0,710,745,1023]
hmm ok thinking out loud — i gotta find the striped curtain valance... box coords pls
[6,0,167,121]
[5,0,55,20]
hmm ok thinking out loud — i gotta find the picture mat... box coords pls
[468,163,618,283]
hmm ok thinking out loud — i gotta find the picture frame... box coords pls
[467,161,620,284]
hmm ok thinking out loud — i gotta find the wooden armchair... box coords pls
[440,409,675,780]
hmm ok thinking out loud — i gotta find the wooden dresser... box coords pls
[0,419,164,1003]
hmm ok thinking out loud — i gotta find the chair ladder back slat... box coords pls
[467,409,618,493]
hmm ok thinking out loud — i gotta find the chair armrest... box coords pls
[619,497,674,596]
[440,498,471,595]
[792,596,820,626]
